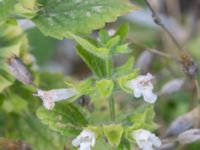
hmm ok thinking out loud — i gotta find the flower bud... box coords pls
[160,79,185,95]
[178,129,200,144]
[165,107,200,136]
[7,55,34,85]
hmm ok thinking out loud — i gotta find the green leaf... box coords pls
[0,44,21,92]
[128,105,157,130]
[0,0,16,20]
[32,0,135,39]
[115,57,134,76]
[117,137,131,150]
[87,125,102,138]
[69,33,109,59]
[106,35,120,49]
[19,0,36,10]
[75,78,94,95]
[117,69,139,94]
[103,124,124,146]
[96,79,114,97]
[125,105,157,142]
[2,94,28,113]
[1,113,67,150]
[76,43,112,78]
[114,43,131,54]
[115,23,129,41]
[99,29,110,45]
[36,103,88,136]
[0,23,31,92]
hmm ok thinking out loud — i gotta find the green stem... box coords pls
[109,96,115,121]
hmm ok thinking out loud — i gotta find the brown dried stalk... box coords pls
[144,0,199,100]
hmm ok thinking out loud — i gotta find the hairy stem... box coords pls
[108,96,115,121]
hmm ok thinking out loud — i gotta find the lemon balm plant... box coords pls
[0,0,161,149]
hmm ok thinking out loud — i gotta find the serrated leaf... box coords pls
[103,124,124,146]
[96,79,114,97]
[32,0,135,39]
[36,103,88,136]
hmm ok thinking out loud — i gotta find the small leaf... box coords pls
[115,57,134,76]
[117,69,139,94]
[32,0,135,39]
[99,29,110,45]
[36,103,88,136]
[69,33,109,59]
[96,79,114,97]
[114,43,131,54]
[125,106,157,142]
[106,35,120,49]
[87,125,102,138]
[103,124,124,146]
[76,45,109,77]
[115,23,129,41]
[0,23,31,92]
[75,35,113,78]
[0,0,16,20]
[117,137,131,150]
[75,78,94,96]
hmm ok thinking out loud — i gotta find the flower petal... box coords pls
[80,142,91,150]
[142,89,157,103]
[140,141,154,150]
[150,134,161,147]
[72,138,80,147]
[134,87,142,98]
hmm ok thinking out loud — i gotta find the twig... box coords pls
[128,38,172,58]
[144,0,200,101]
[144,0,183,51]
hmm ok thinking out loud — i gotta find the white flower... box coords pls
[132,129,161,150]
[34,88,77,110]
[127,73,157,103]
[72,129,96,150]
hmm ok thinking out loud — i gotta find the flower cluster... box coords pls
[71,73,161,150]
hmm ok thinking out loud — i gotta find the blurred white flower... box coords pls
[34,88,77,110]
[72,129,96,150]
[160,79,185,95]
[17,19,35,30]
[132,129,161,150]
[127,73,157,103]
